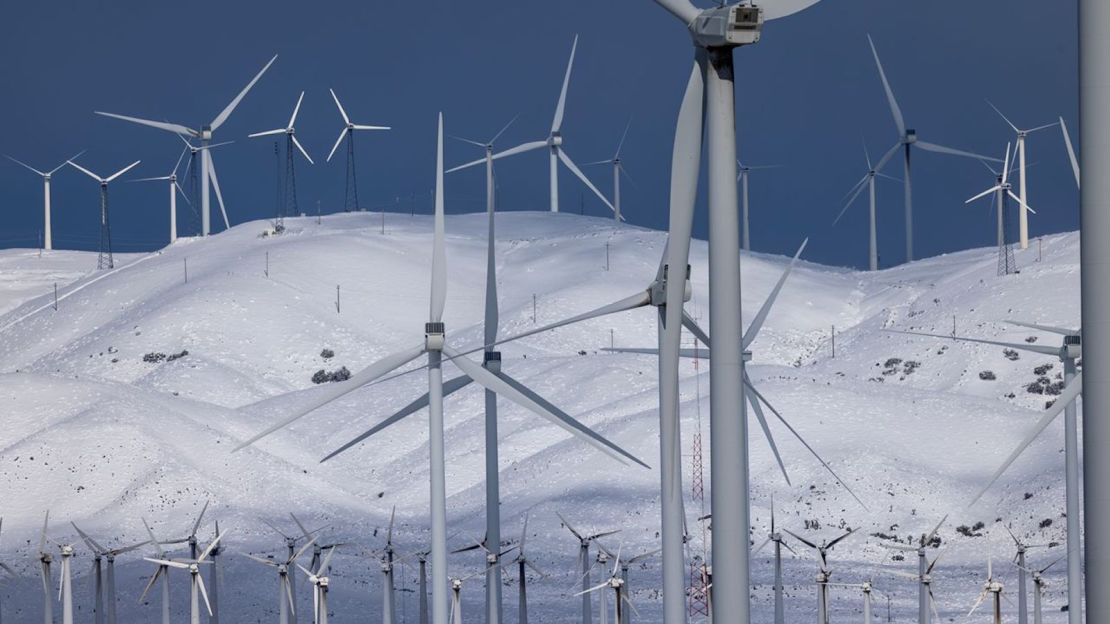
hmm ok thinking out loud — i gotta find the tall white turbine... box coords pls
[783,529,855,624]
[53,539,76,624]
[72,524,146,624]
[237,114,640,624]
[139,519,175,624]
[736,160,781,251]
[4,150,84,251]
[834,144,898,271]
[867,34,1000,262]
[131,147,190,244]
[965,144,1035,276]
[987,102,1058,250]
[297,547,338,624]
[968,556,1005,624]
[250,91,315,226]
[144,531,226,624]
[448,37,616,216]
[95,54,277,236]
[879,515,946,624]
[68,158,142,270]
[244,538,316,624]
[585,119,634,221]
[326,88,391,213]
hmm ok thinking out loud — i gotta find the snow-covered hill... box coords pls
[0,212,1081,622]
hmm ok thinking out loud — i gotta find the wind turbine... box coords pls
[47,533,77,624]
[1060,117,1080,189]
[834,143,898,271]
[36,512,54,624]
[68,158,142,270]
[511,514,545,624]
[177,136,234,235]
[414,549,431,624]
[243,537,317,624]
[577,546,638,624]
[138,519,175,624]
[753,498,795,624]
[250,91,314,230]
[447,36,616,216]
[374,507,399,624]
[1002,524,1048,624]
[452,534,519,624]
[878,516,946,624]
[144,530,227,624]
[584,119,634,221]
[0,518,15,624]
[263,517,323,624]
[885,549,943,624]
[558,512,619,624]
[237,114,642,624]
[867,34,999,262]
[965,143,1035,276]
[968,556,1005,624]
[736,160,781,251]
[130,147,190,244]
[827,579,882,623]
[326,88,391,213]
[71,523,146,624]
[596,542,658,624]
[1013,557,1063,624]
[783,528,855,624]
[96,54,277,236]
[896,320,1083,623]
[3,150,84,250]
[987,102,1058,249]
[297,547,338,624]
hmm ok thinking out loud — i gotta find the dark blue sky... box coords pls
[0,0,1077,268]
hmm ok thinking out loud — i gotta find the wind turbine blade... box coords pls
[139,566,162,602]
[1060,117,1081,189]
[968,591,988,616]
[292,136,314,165]
[556,512,584,541]
[145,558,189,570]
[288,91,305,129]
[233,344,427,451]
[105,160,142,183]
[1008,190,1036,214]
[827,528,857,550]
[293,537,318,563]
[318,544,338,573]
[242,553,278,567]
[615,117,633,158]
[431,113,447,322]
[51,150,87,174]
[746,387,791,485]
[866,35,906,137]
[926,515,948,544]
[142,518,165,558]
[652,0,700,24]
[452,135,487,148]
[746,382,868,510]
[71,523,105,554]
[551,35,578,133]
[1028,121,1060,133]
[969,375,1083,506]
[290,514,313,542]
[248,129,287,139]
[198,530,226,562]
[743,238,808,349]
[446,140,547,174]
[487,290,652,351]
[4,154,46,176]
[320,374,474,463]
[558,149,618,214]
[261,520,290,540]
[1001,143,1013,185]
[197,574,213,616]
[329,88,350,125]
[1004,319,1079,336]
[782,529,818,550]
[888,329,1062,357]
[760,0,823,20]
[680,311,712,347]
[327,129,348,163]
[95,112,196,136]
[207,155,231,230]
[172,146,189,176]
[68,160,102,182]
[447,349,648,468]
[986,100,1021,134]
[491,113,520,145]
[353,124,391,131]
[573,581,611,597]
[916,140,1001,162]
[873,142,902,172]
[284,575,296,613]
[833,176,870,225]
[211,54,278,131]
[966,186,1003,204]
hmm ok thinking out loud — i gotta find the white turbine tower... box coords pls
[244,538,316,624]
[834,143,898,271]
[237,114,640,624]
[879,516,946,624]
[176,137,234,235]
[72,523,146,624]
[144,530,226,624]
[867,34,999,262]
[297,547,338,624]
[95,54,277,236]
[987,101,1058,249]
[68,158,141,270]
[250,91,314,227]
[596,542,658,624]
[4,150,84,251]
[448,36,616,216]
[585,119,634,221]
[326,88,391,213]
[130,147,190,244]
[736,160,781,251]
[827,579,882,624]
[1004,524,1048,624]
[510,514,545,624]
[753,499,795,624]
[783,529,855,624]
[1013,557,1063,624]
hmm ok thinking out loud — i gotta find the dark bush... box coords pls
[321,348,335,360]
[979,371,997,381]
[1004,349,1020,361]
[312,366,352,384]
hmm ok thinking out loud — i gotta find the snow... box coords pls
[0,212,1081,622]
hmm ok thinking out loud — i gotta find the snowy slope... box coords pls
[0,212,1081,622]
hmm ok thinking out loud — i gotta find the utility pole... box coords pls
[381,209,386,235]
[317,199,322,225]
[610,329,614,350]
[831,325,836,358]
[336,285,341,314]
[53,283,58,311]
[532,294,537,324]
[265,251,270,278]
[605,241,610,271]
[184,258,188,284]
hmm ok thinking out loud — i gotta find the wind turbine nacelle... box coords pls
[425,322,446,351]
[200,127,213,141]
[548,133,563,147]
[690,5,763,48]
[1064,334,1082,359]
[904,129,918,144]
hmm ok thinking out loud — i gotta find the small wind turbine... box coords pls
[584,119,634,222]
[736,160,781,251]
[374,507,399,624]
[243,537,317,624]
[753,498,795,624]
[878,515,946,624]
[68,158,142,270]
[326,88,391,213]
[596,542,658,624]
[558,512,619,624]
[37,512,54,624]
[414,549,431,624]
[250,91,314,229]
[1004,524,1048,624]
[177,136,234,234]
[72,523,147,624]
[965,143,1034,276]
[139,519,173,624]
[96,54,277,235]
[987,101,1058,249]
[49,535,77,624]
[968,556,1005,624]
[4,150,84,251]
[511,514,545,624]
[576,546,638,624]
[867,34,1000,262]
[448,561,508,624]
[264,517,324,624]
[130,146,190,244]
[1013,557,1063,624]
[297,546,338,624]
[144,530,227,624]
[834,143,898,271]
[1060,116,1080,189]
[827,579,883,623]
[448,36,616,216]
[783,528,855,624]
